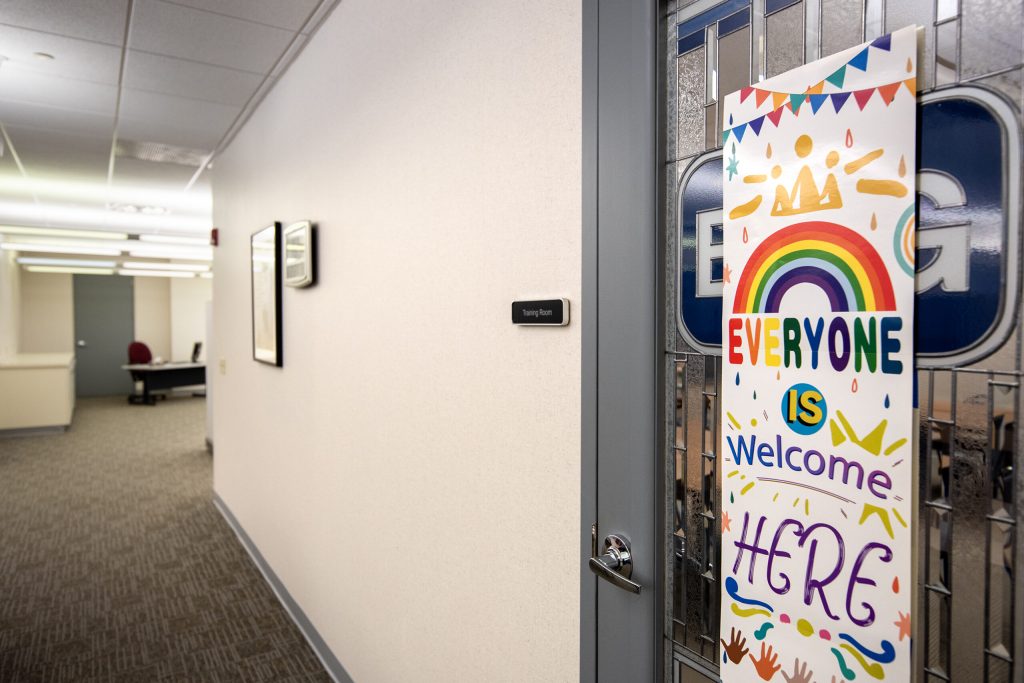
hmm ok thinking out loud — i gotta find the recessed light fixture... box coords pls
[33,52,55,61]
[137,233,209,246]
[18,257,117,268]
[27,266,115,275]
[1,242,122,256]
[0,226,129,240]
[118,269,196,279]
[128,247,212,261]
[122,261,209,272]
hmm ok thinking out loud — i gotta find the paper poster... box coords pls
[719,27,917,683]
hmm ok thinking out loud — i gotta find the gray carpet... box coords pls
[0,397,332,683]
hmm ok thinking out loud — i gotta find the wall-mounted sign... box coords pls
[677,85,1020,367]
[719,27,917,683]
[511,299,569,326]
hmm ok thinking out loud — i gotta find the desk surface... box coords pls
[122,362,205,371]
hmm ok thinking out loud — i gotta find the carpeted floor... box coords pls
[0,397,332,683]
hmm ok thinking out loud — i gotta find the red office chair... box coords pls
[127,341,160,404]
[128,341,152,365]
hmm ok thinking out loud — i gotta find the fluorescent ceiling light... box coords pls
[128,248,212,261]
[0,225,128,240]
[4,236,210,260]
[1,242,122,256]
[118,269,196,279]
[199,272,213,279]
[18,257,117,268]
[138,234,210,246]
[0,176,210,214]
[26,266,116,275]
[122,261,209,272]
[0,199,210,233]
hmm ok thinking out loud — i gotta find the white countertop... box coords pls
[0,352,75,370]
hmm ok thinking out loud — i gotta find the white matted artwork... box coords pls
[251,222,282,366]
[719,26,919,683]
[283,220,315,288]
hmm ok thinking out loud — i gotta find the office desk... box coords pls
[122,362,205,405]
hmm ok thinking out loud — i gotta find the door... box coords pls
[588,1,1024,682]
[664,2,1024,683]
[584,0,661,681]
[73,274,134,397]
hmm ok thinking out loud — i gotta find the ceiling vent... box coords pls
[116,140,209,167]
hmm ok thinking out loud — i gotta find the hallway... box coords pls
[0,398,330,682]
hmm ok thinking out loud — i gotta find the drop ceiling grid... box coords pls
[0,0,335,231]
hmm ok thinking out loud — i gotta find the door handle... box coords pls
[589,532,642,594]
[76,340,87,348]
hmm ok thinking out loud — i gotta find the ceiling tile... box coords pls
[156,0,321,31]
[0,69,118,116]
[113,156,199,190]
[0,99,114,139]
[0,25,122,84]
[0,0,130,46]
[124,50,263,107]
[119,90,239,149]
[129,0,294,73]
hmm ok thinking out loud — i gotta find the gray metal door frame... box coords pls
[582,0,663,680]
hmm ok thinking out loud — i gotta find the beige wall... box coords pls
[170,277,211,361]
[19,271,74,354]
[210,0,582,681]
[133,277,171,360]
[0,249,20,361]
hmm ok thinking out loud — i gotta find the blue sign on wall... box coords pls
[677,86,1021,367]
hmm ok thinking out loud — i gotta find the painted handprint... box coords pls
[781,658,813,683]
[748,642,781,681]
[719,627,749,664]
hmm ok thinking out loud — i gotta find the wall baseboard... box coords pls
[0,425,68,438]
[213,493,354,683]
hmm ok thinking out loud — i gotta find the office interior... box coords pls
[1,1,1022,682]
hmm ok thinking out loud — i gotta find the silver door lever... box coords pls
[589,530,641,594]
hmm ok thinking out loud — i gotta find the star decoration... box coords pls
[723,263,732,284]
[722,510,732,533]
[894,611,911,641]
[726,153,739,181]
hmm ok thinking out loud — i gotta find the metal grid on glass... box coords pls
[663,0,1023,681]
[668,353,723,673]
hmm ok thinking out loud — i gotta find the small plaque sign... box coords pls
[512,299,569,326]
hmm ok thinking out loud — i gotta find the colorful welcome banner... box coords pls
[719,27,917,683]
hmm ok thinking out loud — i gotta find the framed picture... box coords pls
[251,222,282,366]
[283,220,315,288]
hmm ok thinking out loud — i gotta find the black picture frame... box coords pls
[251,222,282,366]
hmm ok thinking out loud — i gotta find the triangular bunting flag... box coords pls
[870,33,892,51]
[739,86,754,103]
[748,115,765,136]
[831,92,852,113]
[826,66,847,89]
[772,92,787,110]
[766,107,785,127]
[878,82,901,105]
[734,123,748,142]
[848,48,870,72]
[809,93,829,113]
[790,94,807,113]
[755,88,771,107]
[854,87,875,110]
[723,129,731,144]
[903,77,916,94]
[806,81,825,95]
